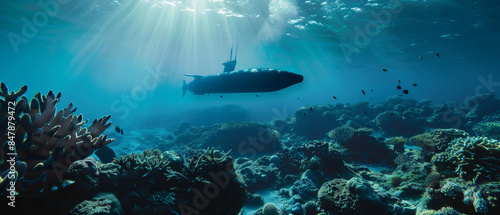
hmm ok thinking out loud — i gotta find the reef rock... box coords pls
[343,129,396,165]
[235,157,279,191]
[172,121,281,156]
[317,177,387,214]
[375,110,423,137]
[318,177,415,215]
[70,193,123,215]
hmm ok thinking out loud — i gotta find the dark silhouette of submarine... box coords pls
[182,46,303,96]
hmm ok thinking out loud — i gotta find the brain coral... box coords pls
[432,137,500,183]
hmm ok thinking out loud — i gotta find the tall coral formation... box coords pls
[0,82,114,193]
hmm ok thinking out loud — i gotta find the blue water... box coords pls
[1,0,499,130]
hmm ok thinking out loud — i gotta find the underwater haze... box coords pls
[2,0,500,215]
[2,0,499,128]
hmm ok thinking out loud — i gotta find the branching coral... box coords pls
[167,147,244,214]
[114,149,170,173]
[327,126,354,145]
[0,83,114,193]
[410,129,469,161]
[432,137,500,183]
[112,147,245,214]
[166,147,233,192]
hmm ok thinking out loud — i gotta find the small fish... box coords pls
[413,83,417,87]
[396,85,402,90]
[420,56,423,60]
[383,68,388,72]
[403,90,409,94]
[297,97,300,100]
[256,95,259,97]
[398,80,401,84]
[303,112,307,117]
[95,146,116,163]
[310,107,313,112]
[120,128,124,135]
[219,95,223,98]
[115,126,121,134]
[390,113,394,116]
[364,111,367,115]
[333,96,337,100]
[436,53,440,58]
[362,90,365,95]
[371,89,374,92]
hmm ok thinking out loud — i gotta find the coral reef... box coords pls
[465,94,500,123]
[343,128,396,165]
[234,156,279,191]
[386,136,407,153]
[409,129,469,161]
[294,105,346,139]
[419,207,464,215]
[419,178,500,214]
[317,177,415,215]
[0,83,114,194]
[296,141,349,176]
[70,192,123,215]
[473,121,500,140]
[375,110,423,137]
[262,202,279,215]
[432,137,500,183]
[5,88,500,215]
[170,121,281,155]
[327,125,355,145]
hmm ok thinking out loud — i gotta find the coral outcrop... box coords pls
[327,126,355,145]
[473,121,500,140]
[317,177,415,215]
[116,148,245,214]
[343,129,396,165]
[0,83,114,194]
[409,129,469,161]
[432,137,500,183]
[170,121,281,156]
[375,110,423,137]
[70,192,123,215]
[419,178,500,214]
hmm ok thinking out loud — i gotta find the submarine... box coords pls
[182,46,303,96]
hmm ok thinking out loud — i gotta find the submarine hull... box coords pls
[183,68,303,96]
